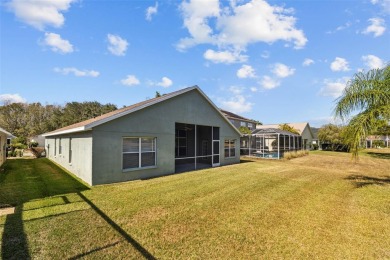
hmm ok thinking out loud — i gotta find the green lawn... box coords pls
[1,151,389,259]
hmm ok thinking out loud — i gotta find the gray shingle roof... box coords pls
[43,86,242,137]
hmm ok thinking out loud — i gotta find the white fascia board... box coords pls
[85,87,198,129]
[0,127,13,137]
[42,126,86,137]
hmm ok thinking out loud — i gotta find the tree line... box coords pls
[0,101,117,142]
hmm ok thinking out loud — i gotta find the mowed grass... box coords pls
[1,151,389,259]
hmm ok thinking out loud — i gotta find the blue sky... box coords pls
[1,0,389,127]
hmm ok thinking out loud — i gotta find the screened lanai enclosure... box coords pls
[175,123,220,173]
[240,128,302,159]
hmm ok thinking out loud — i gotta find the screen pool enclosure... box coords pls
[240,128,303,159]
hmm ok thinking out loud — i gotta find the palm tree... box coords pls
[334,64,390,158]
[278,123,300,134]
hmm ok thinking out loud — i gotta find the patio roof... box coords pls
[250,128,301,136]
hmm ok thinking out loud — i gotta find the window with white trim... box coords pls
[224,139,236,158]
[240,121,246,127]
[248,123,253,128]
[123,137,156,170]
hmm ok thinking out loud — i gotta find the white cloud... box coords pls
[177,0,220,50]
[121,75,140,86]
[370,0,390,14]
[260,75,280,89]
[43,32,73,54]
[237,65,256,78]
[157,77,173,88]
[219,95,253,113]
[146,2,158,21]
[0,93,26,104]
[363,18,386,37]
[309,116,343,127]
[272,63,295,78]
[228,86,245,95]
[177,0,307,51]
[250,87,258,92]
[107,34,128,56]
[6,0,76,30]
[327,21,352,34]
[54,67,100,77]
[302,58,314,66]
[362,55,385,69]
[330,57,350,72]
[319,77,350,98]
[203,49,247,64]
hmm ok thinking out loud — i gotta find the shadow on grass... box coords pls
[1,159,90,260]
[1,159,156,259]
[68,241,122,260]
[240,159,255,164]
[1,205,30,260]
[366,152,390,160]
[345,174,390,188]
[76,192,156,259]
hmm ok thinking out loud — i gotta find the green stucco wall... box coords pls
[301,126,314,149]
[91,89,240,185]
[0,132,7,166]
[45,132,93,185]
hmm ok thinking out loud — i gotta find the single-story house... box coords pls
[43,86,241,185]
[365,135,389,148]
[29,135,45,147]
[256,122,314,150]
[0,127,13,166]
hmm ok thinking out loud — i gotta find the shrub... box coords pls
[11,136,27,146]
[11,142,27,150]
[372,140,385,148]
[284,150,309,160]
[29,141,39,148]
[312,144,319,150]
[15,149,23,157]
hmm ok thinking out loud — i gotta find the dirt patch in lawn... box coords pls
[0,204,15,216]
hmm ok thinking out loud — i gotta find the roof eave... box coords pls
[42,126,88,137]
[84,89,197,129]
[41,86,242,138]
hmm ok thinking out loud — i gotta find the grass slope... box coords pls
[1,152,389,259]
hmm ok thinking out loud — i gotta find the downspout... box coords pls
[277,133,280,159]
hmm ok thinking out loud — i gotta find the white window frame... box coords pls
[240,121,246,127]
[122,137,157,171]
[224,139,236,158]
[248,123,253,128]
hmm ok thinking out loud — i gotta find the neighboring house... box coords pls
[29,135,45,147]
[0,127,13,166]
[43,86,241,186]
[365,135,389,148]
[256,122,314,150]
[311,127,321,149]
[220,109,258,131]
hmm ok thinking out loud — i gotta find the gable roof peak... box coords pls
[43,85,241,137]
